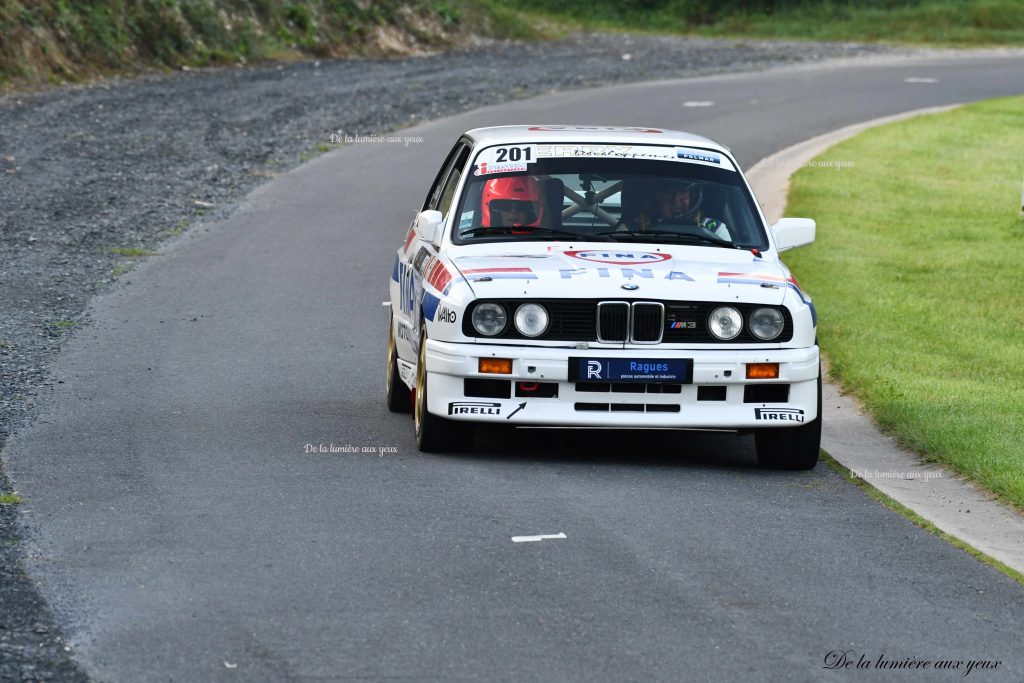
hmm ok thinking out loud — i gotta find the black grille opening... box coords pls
[610,403,644,412]
[697,386,727,401]
[744,384,791,403]
[598,302,629,342]
[464,378,511,399]
[575,402,608,411]
[576,382,683,394]
[646,404,681,413]
[463,299,792,343]
[631,303,663,342]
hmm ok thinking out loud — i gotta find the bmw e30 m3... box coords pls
[386,125,821,469]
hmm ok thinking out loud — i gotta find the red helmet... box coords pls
[481,176,543,227]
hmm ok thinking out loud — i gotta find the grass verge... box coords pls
[500,0,1024,46]
[0,0,518,92]
[783,95,1024,508]
[821,451,1024,586]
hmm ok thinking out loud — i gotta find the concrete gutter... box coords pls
[746,106,1024,576]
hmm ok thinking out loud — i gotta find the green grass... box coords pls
[502,0,1024,45]
[3,0,1022,92]
[111,261,134,278]
[0,492,23,504]
[0,0,494,91]
[107,247,154,257]
[783,95,1024,508]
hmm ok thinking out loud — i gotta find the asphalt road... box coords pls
[7,53,1024,681]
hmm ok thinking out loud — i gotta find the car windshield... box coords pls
[452,153,767,249]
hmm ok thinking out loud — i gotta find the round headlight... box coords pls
[749,307,785,340]
[708,306,743,340]
[472,303,507,336]
[514,303,549,338]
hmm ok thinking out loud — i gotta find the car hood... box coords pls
[449,242,791,305]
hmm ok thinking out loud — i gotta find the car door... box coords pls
[392,138,472,362]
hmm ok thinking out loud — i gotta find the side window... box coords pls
[423,140,467,212]
[436,146,471,217]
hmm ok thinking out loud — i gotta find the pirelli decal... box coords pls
[754,407,805,423]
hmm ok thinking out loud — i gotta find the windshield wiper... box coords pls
[594,230,747,249]
[461,226,611,240]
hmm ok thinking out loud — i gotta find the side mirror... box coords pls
[771,218,816,252]
[413,210,444,246]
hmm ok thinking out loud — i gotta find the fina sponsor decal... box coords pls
[754,407,805,423]
[565,250,671,265]
[448,401,501,416]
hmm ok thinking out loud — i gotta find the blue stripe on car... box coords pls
[422,292,441,321]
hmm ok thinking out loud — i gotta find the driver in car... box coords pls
[638,179,730,239]
[481,176,544,228]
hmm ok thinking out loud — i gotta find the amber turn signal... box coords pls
[479,358,513,374]
[746,363,780,379]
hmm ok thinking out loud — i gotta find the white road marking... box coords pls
[683,101,715,107]
[904,77,938,83]
[512,532,567,543]
[381,301,391,306]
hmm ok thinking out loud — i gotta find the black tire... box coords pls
[755,371,822,470]
[414,326,475,453]
[386,317,412,413]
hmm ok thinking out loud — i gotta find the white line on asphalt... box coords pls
[904,77,938,83]
[381,301,390,306]
[683,101,715,107]
[512,532,567,543]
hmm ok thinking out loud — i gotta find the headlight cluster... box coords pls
[472,303,549,338]
[708,306,785,341]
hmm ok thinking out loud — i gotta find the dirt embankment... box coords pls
[0,0,510,92]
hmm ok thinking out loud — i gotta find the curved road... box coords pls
[8,53,1024,681]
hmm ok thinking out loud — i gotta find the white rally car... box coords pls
[387,126,820,469]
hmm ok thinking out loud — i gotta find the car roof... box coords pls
[464,125,729,152]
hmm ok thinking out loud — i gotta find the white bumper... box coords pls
[424,340,819,429]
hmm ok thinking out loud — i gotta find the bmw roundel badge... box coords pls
[621,282,639,291]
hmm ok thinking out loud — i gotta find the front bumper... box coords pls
[424,340,819,429]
